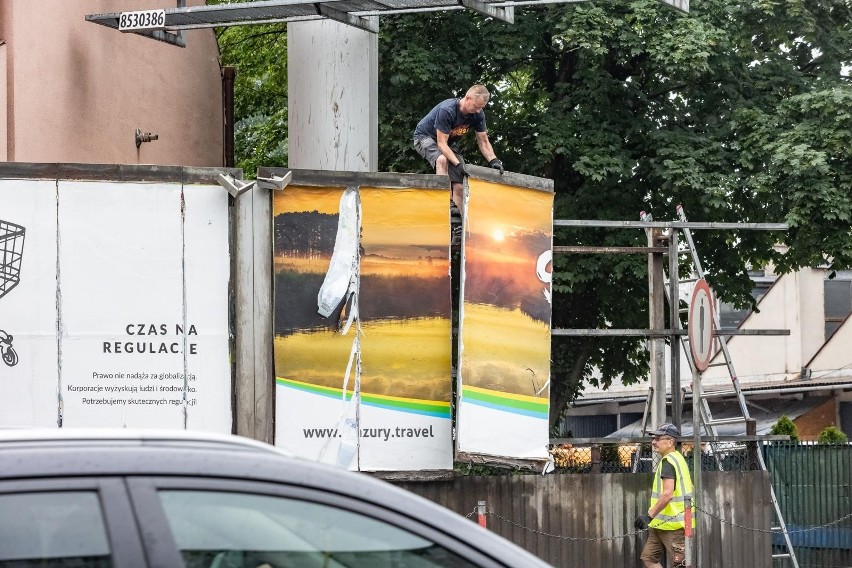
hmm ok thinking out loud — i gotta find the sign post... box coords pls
[687,278,714,568]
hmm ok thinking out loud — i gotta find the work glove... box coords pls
[634,514,652,530]
[457,162,469,177]
[488,158,504,174]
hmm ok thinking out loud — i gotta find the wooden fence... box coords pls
[395,471,772,567]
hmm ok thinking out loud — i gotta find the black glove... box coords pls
[634,514,651,530]
[457,161,469,177]
[488,158,504,174]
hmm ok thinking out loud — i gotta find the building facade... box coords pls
[565,267,852,441]
[0,0,223,166]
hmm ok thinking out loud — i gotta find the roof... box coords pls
[85,0,519,40]
[86,0,688,45]
[607,396,826,438]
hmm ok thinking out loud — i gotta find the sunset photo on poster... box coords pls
[273,185,452,407]
[359,188,451,406]
[460,180,553,406]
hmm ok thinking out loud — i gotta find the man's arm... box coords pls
[648,477,675,519]
[475,131,497,162]
[436,130,462,166]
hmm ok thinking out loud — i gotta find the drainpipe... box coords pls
[222,66,236,167]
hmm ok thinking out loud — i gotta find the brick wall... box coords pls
[793,396,837,440]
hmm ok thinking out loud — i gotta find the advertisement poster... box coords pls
[0,179,231,431]
[273,185,453,471]
[0,180,61,427]
[358,187,452,470]
[456,178,553,459]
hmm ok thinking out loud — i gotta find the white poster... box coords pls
[0,178,231,431]
[0,180,61,427]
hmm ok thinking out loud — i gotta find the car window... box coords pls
[0,491,112,567]
[158,490,478,568]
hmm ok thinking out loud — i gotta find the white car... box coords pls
[0,429,553,568]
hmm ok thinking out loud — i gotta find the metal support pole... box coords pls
[684,496,693,567]
[222,66,236,168]
[669,228,681,431]
[691,366,702,567]
[648,228,666,427]
[477,500,487,528]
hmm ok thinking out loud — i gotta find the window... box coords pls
[0,492,112,567]
[718,275,775,330]
[158,490,478,568]
[824,272,852,340]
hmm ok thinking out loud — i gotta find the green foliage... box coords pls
[770,415,800,442]
[211,4,289,177]
[818,426,849,444]
[600,443,620,464]
[216,0,852,427]
[377,0,852,427]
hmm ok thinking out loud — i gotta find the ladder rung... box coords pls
[705,417,746,426]
[772,553,792,559]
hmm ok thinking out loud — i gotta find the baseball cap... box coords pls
[649,423,679,438]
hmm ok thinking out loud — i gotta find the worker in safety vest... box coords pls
[635,422,695,567]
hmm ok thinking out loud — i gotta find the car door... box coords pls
[0,477,146,568]
[125,476,518,568]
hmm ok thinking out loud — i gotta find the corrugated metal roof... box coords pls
[85,0,520,39]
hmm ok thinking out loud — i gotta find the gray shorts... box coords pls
[413,137,466,183]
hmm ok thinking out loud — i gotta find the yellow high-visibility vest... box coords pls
[649,450,695,530]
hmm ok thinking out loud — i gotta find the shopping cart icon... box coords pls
[0,219,25,367]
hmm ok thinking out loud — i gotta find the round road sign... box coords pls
[688,279,715,371]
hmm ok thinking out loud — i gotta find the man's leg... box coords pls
[451,182,463,212]
[660,529,686,567]
[435,153,448,176]
[639,528,665,568]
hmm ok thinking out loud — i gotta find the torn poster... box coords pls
[273,183,452,471]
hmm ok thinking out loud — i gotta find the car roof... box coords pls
[0,428,553,568]
[0,427,293,455]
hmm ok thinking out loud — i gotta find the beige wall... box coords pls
[701,269,828,387]
[1,41,6,161]
[0,0,222,166]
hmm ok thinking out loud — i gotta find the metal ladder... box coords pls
[665,204,799,566]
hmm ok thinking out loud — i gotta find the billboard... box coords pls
[273,182,453,471]
[456,177,553,459]
[0,178,231,431]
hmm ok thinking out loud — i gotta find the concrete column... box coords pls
[287,19,378,172]
[242,22,376,444]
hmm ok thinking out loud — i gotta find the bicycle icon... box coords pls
[0,219,25,367]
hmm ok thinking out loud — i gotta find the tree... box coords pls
[818,425,848,444]
[216,0,852,427]
[213,12,289,177]
[770,415,800,442]
[377,0,852,426]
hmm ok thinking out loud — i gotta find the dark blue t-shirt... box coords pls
[413,98,487,146]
